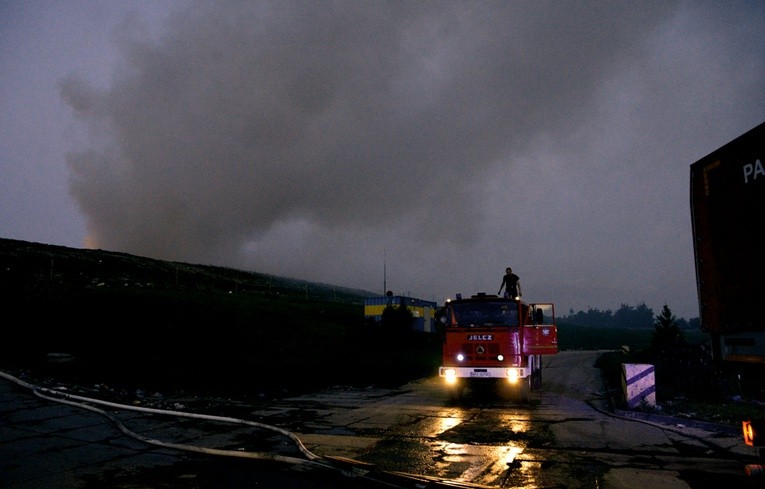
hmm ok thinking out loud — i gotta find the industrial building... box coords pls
[363,294,438,333]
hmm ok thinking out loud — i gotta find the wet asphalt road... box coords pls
[3,351,765,489]
[0,370,491,489]
[0,377,355,488]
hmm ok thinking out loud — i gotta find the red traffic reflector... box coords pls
[743,419,765,447]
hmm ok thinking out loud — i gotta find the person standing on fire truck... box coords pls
[498,267,521,299]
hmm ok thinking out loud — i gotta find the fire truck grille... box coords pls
[462,343,500,360]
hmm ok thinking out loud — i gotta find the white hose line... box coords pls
[0,370,333,469]
[1,370,510,488]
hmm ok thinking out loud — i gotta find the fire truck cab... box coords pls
[437,293,558,401]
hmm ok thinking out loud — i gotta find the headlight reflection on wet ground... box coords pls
[505,445,524,464]
[422,408,546,487]
[436,442,539,486]
[436,415,462,434]
[501,413,531,434]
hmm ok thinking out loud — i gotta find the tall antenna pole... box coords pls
[383,248,387,294]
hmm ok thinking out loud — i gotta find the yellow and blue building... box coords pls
[363,294,438,333]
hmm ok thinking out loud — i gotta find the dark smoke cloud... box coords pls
[55,1,764,316]
[60,2,671,257]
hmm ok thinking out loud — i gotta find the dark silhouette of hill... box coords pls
[0,237,441,399]
[0,237,373,302]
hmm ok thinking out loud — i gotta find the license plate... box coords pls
[470,371,490,377]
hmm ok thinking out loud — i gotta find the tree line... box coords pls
[559,303,700,330]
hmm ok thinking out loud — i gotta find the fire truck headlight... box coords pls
[506,368,519,384]
[456,353,465,362]
[497,354,504,361]
[443,368,458,384]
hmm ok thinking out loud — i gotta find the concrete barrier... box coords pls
[622,363,656,409]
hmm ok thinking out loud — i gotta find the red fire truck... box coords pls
[437,292,558,401]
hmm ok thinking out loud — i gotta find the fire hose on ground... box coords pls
[0,370,494,489]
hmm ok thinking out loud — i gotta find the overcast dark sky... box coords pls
[2,1,763,319]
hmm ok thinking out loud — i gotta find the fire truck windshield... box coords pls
[450,302,519,327]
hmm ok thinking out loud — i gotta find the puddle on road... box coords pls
[437,409,536,445]
[231,384,609,488]
[356,403,611,488]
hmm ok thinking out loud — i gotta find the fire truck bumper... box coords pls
[439,366,529,383]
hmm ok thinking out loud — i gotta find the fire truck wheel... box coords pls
[532,367,542,390]
[516,377,531,403]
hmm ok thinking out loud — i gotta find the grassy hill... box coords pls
[0,238,442,398]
